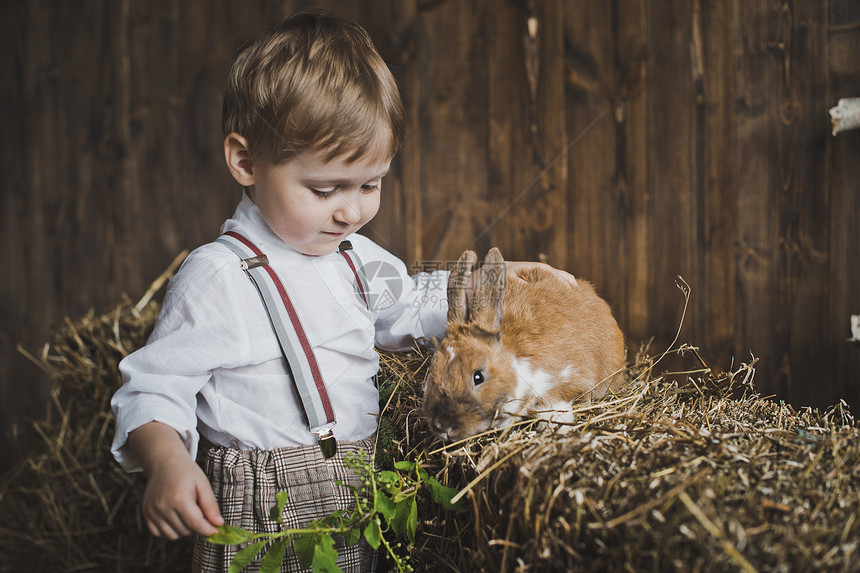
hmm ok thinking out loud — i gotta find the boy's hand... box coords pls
[142,454,224,539]
[128,421,224,539]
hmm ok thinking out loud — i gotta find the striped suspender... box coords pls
[336,240,370,310]
[216,231,370,458]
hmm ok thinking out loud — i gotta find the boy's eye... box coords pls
[311,187,337,199]
[361,181,381,192]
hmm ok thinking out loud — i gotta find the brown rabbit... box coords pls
[422,248,625,442]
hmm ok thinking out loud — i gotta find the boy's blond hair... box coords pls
[223,10,404,164]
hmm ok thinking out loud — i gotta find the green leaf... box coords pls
[227,540,268,573]
[376,490,396,522]
[377,471,400,496]
[425,475,465,511]
[393,460,415,472]
[259,538,288,573]
[377,470,400,485]
[391,499,410,537]
[269,491,289,524]
[363,518,382,550]
[207,524,256,546]
[294,532,318,570]
[312,533,342,573]
[343,524,361,547]
[406,498,418,544]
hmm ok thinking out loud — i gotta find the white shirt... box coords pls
[111,193,448,472]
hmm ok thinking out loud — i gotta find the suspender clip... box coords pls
[313,423,338,459]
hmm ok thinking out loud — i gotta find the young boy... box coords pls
[111,9,575,572]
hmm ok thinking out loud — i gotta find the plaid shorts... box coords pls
[192,435,377,573]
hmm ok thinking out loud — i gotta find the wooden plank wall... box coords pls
[1,0,858,473]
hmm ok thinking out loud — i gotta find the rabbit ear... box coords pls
[448,250,478,323]
[470,247,505,334]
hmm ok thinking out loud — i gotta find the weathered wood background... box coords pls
[2,0,859,472]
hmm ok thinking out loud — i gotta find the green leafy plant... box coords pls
[206,454,463,573]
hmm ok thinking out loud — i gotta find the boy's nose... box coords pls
[334,196,362,225]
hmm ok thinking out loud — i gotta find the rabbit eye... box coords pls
[472,370,485,386]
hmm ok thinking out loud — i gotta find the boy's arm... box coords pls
[127,421,224,539]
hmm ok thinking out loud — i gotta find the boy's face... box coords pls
[247,148,389,256]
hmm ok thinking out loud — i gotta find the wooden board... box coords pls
[2,0,858,473]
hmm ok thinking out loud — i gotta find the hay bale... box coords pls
[4,258,857,572]
[0,254,190,573]
[378,346,860,572]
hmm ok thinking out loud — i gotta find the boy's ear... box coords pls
[224,133,255,186]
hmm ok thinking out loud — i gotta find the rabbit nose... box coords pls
[430,421,451,441]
